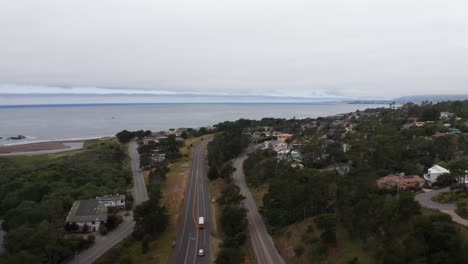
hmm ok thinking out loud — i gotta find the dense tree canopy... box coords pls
[0,140,131,263]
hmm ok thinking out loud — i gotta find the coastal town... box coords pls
[2,101,468,263]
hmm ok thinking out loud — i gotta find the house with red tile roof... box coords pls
[377,174,425,191]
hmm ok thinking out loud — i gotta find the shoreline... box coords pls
[0,137,111,156]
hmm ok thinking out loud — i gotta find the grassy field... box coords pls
[96,134,212,263]
[209,178,224,258]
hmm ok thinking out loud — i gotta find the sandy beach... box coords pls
[0,140,85,156]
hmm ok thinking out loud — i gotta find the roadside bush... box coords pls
[87,234,96,242]
[456,199,468,219]
[106,214,123,231]
[99,225,108,235]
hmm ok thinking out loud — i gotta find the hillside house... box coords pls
[424,165,450,185]
[65,199,107,232]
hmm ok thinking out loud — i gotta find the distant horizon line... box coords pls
[0,101,353,108]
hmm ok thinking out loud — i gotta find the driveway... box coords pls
[415,187,468,226]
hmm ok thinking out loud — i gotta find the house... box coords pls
[440,112,454,119]
[152,153,166,162]
[336,162,352,176]
[65,199,107,232]
[377,174,425,190]
[424,165,450,185]
[174,128,186,137]
[276,133,293,143]
[273,142,289,152]
[291,160,304,169]
[401,123,414,130]
[96,194,126,209]
[143,136,159,145]
[342,143,351,153]
[277,149,302,161]
[261,140,277,150]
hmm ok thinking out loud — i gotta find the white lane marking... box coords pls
[179,145,199,250]
[183,232,193,264]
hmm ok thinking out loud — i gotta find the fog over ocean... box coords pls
[0,103,386,145]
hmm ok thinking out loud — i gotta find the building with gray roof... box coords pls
[65,199,107,232]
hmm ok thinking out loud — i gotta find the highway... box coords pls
[233,150,286,264]
[68,140,148,264]
[170,139,212,264]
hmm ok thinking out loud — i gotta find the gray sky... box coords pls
[0,0,467,100]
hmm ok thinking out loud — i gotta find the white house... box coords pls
[440,112,454,119]
[424,165,450,185]
[96,194,126,208]
[65,199,108,232]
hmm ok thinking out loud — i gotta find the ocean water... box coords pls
[0,103,386,146]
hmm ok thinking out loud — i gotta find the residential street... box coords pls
[232,148,286,264]
[170,139,212,264]
[67,140,148,264]
[415,188,468,226]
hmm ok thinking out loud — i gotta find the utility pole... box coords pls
[397,173,404,199]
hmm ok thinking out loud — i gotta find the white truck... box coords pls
[198,217,205,229]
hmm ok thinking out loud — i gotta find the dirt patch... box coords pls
[166,162,190,232]
[274,218,317,262]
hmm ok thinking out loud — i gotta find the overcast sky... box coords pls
[0,0,467,100]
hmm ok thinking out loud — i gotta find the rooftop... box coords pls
[96,194,126,202]
[66,199,108,223]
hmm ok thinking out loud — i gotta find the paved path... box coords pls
[170,139,212,264]
[67,140,148,264]
[232,146,285,264]
[415,187,468,226]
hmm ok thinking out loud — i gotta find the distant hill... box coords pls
[395,95,468,103]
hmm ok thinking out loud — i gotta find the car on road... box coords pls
[198,249,204,257]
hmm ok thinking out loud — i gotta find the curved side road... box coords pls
[67,140,148,264]
[232,150,285,264]
[415,187,468,226]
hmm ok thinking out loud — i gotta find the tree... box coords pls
[315,214,337,245]
[215,247,244,264]
[133,195,169,240]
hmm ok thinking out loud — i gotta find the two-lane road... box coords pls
[170,139,212,264]
[233,150,285,264]
[128,140,149,204]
